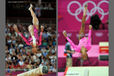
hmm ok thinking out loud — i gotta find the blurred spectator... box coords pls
[18,59,25,68]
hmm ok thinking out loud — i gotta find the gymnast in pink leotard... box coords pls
[17,25,43,46]
[63,25,92,60]
[63,4,92,60]
[13,4,44,53]
[65,28,92,53]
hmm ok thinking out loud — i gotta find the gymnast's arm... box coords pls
[18,33,30,45]
[66,37,77,51]
[63,30,78,51]
[38,26,44,46]
[87,25,92,43]
[38,32,43,46]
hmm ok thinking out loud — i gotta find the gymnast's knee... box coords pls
[32,17,39,26]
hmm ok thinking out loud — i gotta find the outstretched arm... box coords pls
[38,32,43,46]
[13,24,30,45]
[66,37,77,50]
[87,25,92,42]
[63,30,77,50]
[38,26,44,46]
[18,33,30,45]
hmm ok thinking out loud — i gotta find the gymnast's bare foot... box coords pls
[83,4,88,16]
[84,4,88,8]
[28,4,33,10]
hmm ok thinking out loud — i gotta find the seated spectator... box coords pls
[18,59,25,68]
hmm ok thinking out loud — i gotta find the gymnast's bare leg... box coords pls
[79,4,88,40]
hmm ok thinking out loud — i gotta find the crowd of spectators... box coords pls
[5,23,56,73]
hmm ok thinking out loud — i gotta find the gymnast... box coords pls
[13,4,44,53]
[63,4,92,61]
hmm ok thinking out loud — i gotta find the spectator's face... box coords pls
[5,46,8,50]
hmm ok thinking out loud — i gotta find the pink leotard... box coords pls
[28,25,39,41]
[66,30,92,52]
[18,25,42,46]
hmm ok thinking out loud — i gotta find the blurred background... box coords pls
[6,0,56,76]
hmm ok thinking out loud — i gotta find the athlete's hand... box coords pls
[13,24,17,29]
[89,25,92,30]
[63,30,67,37]
[13,24,19,33]
[41,25,44,32]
